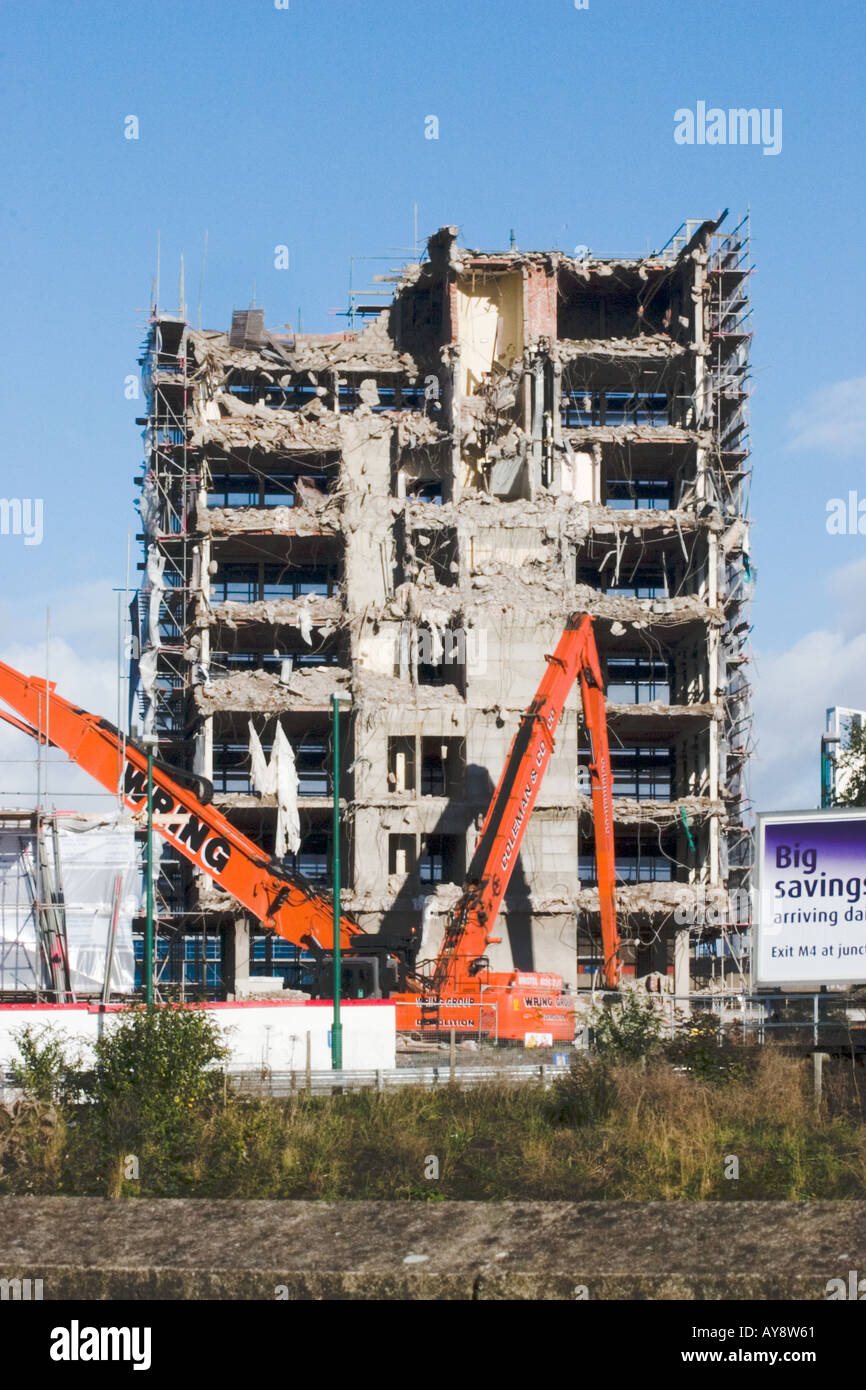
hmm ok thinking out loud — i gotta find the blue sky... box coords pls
[1,0,865,810]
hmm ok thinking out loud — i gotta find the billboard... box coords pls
[755,808,866,987]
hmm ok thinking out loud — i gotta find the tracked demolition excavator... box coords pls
[0,612,621,1042]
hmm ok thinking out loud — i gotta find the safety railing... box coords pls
[229,1062,573,1097]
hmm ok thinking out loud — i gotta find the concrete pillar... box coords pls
[224,916,251,996]
[695,444,706,507]
[203,715,213,782]
[674,926,691,1014]
[813,1051,829,1106]
[707,531,718,608]
[552,358,563,446]
[531,356,545,488]
[446,345,461,500]
[591,443,602,505]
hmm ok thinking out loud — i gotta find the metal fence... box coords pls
[230,1062,572,1096]
[0,1061,571,1106]
[660,991,866,1049]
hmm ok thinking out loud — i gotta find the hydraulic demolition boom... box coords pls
[0,660,361,956]
[428,612,621,998]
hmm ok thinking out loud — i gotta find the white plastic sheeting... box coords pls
[297,600,314,646]
[420,606,448,665]
[416,895,437,959]
[137,647,159,740]
[145,546,166,651]
[136,543,167,737]
[247,721,301,857]
[0,816,140,995]
[137,474,159,540]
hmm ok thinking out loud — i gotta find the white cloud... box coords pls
[1,636,117,714]
[752,627,866,811]
[826,554,866,636]
[787,375,866,457]
[752,494,866,811]
[0,578,118,657]
[0,585,121,812]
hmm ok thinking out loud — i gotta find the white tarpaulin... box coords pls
[145,545,166,650]
[137,646,158,740]
[247,721,301,858]
[0,815,140,995]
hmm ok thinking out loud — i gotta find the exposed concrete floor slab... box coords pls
[0,1198,862,1300]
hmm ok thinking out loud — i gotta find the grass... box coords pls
[3,1047,866,1201]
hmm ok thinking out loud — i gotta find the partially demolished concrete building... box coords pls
[133,214,753,997]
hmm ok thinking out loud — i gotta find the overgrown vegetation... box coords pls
[88,1006,227,1196]
[2,1006,866,1201]
[10,1025,83,1105]
[589,991,663,1060]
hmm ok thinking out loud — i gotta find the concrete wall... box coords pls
[455,272,523,397]
[0,1001,397,1074]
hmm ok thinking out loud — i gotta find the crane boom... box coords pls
[0,661,360,953]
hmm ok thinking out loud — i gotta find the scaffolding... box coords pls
[709,213,754,945]
[0,810,138,1001]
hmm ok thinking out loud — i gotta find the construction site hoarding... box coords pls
[0,999,397,1075]
[754,808,866,987]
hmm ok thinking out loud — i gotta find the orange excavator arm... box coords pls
[431,612,621,993]
[0,661,361,954]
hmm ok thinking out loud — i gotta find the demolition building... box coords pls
[132,213,754,997]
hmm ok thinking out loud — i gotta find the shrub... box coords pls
[10,1025,81,1105]
[590,991,663,1060]
[664,1012,757,1084]
[85,1005,227,1195]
